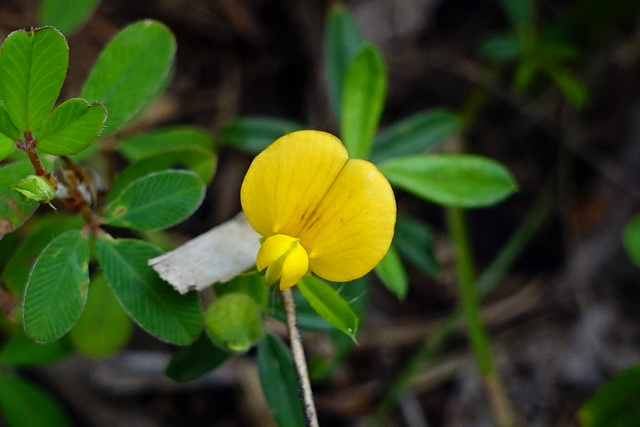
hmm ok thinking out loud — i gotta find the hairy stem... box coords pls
[279,288,319,427]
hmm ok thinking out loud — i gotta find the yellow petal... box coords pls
[256,234,309,290]
[300,159,396,282]
[240,130,348,239]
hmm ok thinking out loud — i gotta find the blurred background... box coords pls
[2,0,640,425]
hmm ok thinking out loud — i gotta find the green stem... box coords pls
[446,206,517,427]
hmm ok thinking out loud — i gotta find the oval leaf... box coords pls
[103,170,205,230]
[219,116,304,154]
[23,229,90,342]
[34,98,106,155]
[297,276,359,341]
[340,44,387,159]
[371,108,460,163]
[578,362,640,427]
[380,154,518,208]
[0,375,72,427]
[119,126,214,161]
[0,27,68,133]
[165,333,230,382]
[324,4,364,116]
[40,0,101,35]
[3,215,82,294]
[0,105,19,161]
[374,245,408,299]
[69,274,133,358]
[0,159,39,239]
[257,334,306,427]
[107,148,216,205]
[96,236,202,345]
[81,20,176,135]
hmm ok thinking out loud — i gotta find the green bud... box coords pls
[12,175,56,202]
[204,293,264,353]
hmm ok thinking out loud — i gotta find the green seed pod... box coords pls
[204,293,264,353]
[12,175,56,202]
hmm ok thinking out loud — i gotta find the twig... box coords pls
[279,288,319,427]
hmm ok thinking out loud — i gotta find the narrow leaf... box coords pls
[371,108,460,163]
[81,20,176,135]
[374,245,408,299]
[23,230,90,342]
[0,27,68,133]
[269,288,333,333]
[119,126,214,161]
[380,154,518,208]
[0,159,38,238]
[0,375,72,427]
[69,274,133,358]
[35,98,106,155]
[394,214,440,276]
[324,4,364,116]
[165,333,230,382]
[96,236,202,345]
[40,0,101,35]
[106,148,215,205]
[478,36,522,62]
[219,116,304,154]
[297,276,359,340]
[257,334,306,427]
[341,44,387,159]
[103,170,205,230]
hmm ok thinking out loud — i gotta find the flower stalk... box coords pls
[280,288,319,427]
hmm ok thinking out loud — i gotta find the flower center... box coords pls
[256,234,309,290]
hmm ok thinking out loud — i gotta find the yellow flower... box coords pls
[240,130,396,290]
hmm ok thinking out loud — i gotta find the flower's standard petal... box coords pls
[240,130,348,238]
[256,234,309,290]
[300,159,396,282]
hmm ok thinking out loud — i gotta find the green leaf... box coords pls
[0,159,39,238]
[297,276,359,340]
[371,108,460,163]
[374,245,408,299]
[578,362,640,427]
[165,333,230,382]
[380,154,518,208]
[340,44,387,159]
[257,334,306,427]
[34,98,106,155]
[0,27,68,133]
[324,4,364,116]
[394,214,440,276]
[81,20,176,135]
[478,36,522,62]
[547,65,588,108]
[107,148,215,205]
[40,0,101,35]
[23,230,90,342]
[269,288,333,332]
[219,116,304,154]
[0,105,18,161]
[0,331,70,366]
[69,274,133,358]
[96,236,202,345]
[2,215,82,294]
[103,170,205,230]
[0,375,72,427]
[119,126,214,161]
[623,215,640,267]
